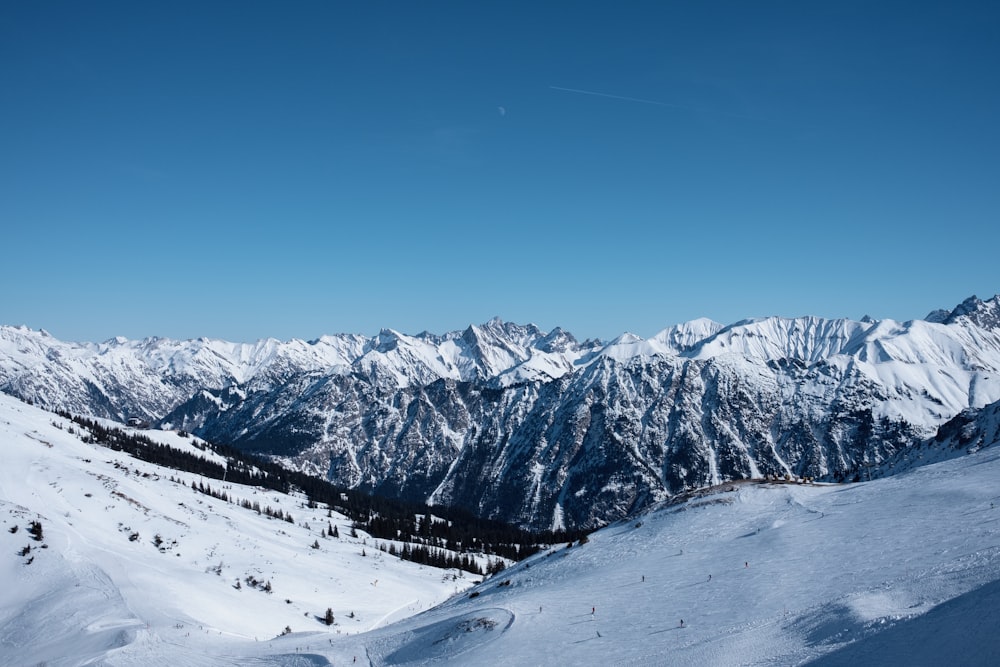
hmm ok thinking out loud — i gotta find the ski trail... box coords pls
[370,599,420,630]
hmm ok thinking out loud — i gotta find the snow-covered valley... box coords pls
[6,295,1000,532]
[2,393,998,665]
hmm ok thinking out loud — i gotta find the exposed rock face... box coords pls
[4,296,1000,530]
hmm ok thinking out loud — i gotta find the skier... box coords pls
[592,607,595,615]
[679,619,685,628]
[708,574,712,582]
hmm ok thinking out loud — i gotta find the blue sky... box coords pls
[2,1,998,343]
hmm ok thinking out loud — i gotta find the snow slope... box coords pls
[0,394,475,666]
[359,450,1000,666]
[2,393,999,665]
[6,296,1000,533]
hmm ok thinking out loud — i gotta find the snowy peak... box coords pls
[924,309,951,324]
[597,331,676,363]
[7,295,1000,534]
[651,317,725,353]
[534,326,579,354]
[356,328,462,387]
[942,294,1000,330]
[457,320,535,378]
[0,319,598,415]
[688,315,873,362]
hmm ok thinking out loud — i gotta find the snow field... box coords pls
[355,456,1000,666]
[0,394,475,666]
[2,391,1000,665]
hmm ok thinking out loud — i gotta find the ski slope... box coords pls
[0,394,475,666]
[2,392,999,665]
[355,453,1000,666]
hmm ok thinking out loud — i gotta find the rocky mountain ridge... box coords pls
[4,295,1000,530]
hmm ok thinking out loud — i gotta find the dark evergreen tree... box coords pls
[56,408,591,573]
[28,521,43,541]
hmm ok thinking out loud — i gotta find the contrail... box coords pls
[549,85,688,109]
[549,84,771,123]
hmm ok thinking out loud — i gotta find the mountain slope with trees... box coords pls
[4,295,1000,530]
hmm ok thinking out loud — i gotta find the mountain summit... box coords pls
[3,296,1000,530]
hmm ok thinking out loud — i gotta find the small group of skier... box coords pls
[573,558,755,636]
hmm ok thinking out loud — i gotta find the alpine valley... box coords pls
[4,294,1000,532]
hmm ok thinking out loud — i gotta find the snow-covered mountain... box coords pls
[4,296,1000,531]
[873,394,1000,478]
[0,393,478,666]
[0,318,599,420]
[3,393,998,666]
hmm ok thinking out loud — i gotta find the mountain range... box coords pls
[2,391,998,666]
[4,294,1000,531]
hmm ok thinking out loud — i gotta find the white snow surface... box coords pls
[2,393,999,665]
[0,394,475,666]
[5,298,1000,438]
[8,298,1000,435]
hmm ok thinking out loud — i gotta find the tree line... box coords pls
[55,411,588,565]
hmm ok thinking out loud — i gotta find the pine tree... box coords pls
[324,608,334,626]
[28,521,43,542]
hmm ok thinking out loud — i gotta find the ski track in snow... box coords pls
[2,393,1000,665]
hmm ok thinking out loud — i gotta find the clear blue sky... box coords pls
[2,1,998,343]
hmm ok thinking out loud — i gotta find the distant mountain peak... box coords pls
[6,296,1000,534]
[374,328,403,351]
[942,294,1000,329]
